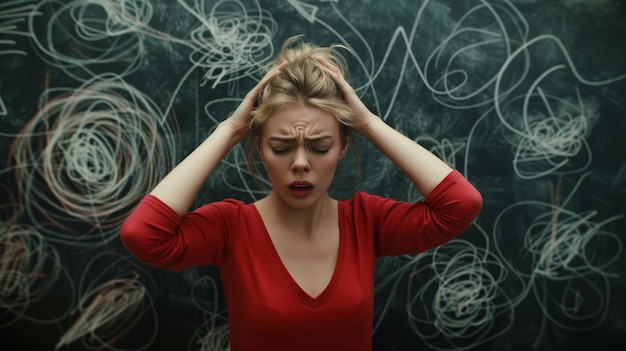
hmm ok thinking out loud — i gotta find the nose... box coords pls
[291,146,310,173]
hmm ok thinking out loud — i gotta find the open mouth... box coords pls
[288,182,314,198]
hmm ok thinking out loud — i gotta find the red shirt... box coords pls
[120,170,482,350]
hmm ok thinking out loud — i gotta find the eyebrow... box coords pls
[268,135,334,142]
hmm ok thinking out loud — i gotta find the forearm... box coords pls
[148,63,286,215]
[313,59,454,196]
[359,115,453,197]
[149,121,241,216]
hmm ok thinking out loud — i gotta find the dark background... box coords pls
[1,0,625,350]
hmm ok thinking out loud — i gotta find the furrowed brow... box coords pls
[268,135,333,142]
[268,136,296,142]
[305,135,334,142]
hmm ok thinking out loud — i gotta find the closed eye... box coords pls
[310,147,330,154]
[308,142,332,154]
[271,147,292,154]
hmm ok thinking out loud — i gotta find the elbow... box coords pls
[119,217,145,258]
[119,216,159,262]
[117,196,188,272]
[466,186,483,222]
[452,187,482,237]
[456,186,482,231]
[419,177,483,248]
[438,187,483,238]
[119,216,185,272]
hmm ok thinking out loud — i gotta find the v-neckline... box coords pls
[250,203,344,309]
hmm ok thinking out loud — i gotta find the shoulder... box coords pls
[190,198,256,220]
[341,191,406,205]
[202,198,248,209]
[339,191,379,207]
[184,199,259,251]
[339,191,405,215]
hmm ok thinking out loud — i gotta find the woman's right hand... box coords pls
[224,61,288,142]
[147,61,287,214]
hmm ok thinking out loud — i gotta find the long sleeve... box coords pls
[368,170,482,257]
[120,195,240,271]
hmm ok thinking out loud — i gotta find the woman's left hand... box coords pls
[315,58,378,135]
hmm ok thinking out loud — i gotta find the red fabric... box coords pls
[120,170,482,350]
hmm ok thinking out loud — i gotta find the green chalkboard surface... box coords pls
[1,0,625,350]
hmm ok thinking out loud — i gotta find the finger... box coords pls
[316,62,358,101]
[314,57,342,75]
[248,60,289,99]
[259,61,288,87]
[314,58,352,90]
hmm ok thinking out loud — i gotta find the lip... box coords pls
[288,180,314,198]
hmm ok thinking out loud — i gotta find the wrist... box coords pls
[217,119,249,145]
[355,113,383,139]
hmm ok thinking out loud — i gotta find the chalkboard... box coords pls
[1,0,625,350]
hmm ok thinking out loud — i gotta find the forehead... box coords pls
[263,104,340,136]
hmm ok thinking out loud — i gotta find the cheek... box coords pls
[318,156,341,172]
[260,153,285,173]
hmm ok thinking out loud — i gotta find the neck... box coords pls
[260,192,335,237]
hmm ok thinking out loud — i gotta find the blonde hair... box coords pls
[246,36,358,180]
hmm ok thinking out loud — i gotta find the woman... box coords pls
[120,36,482,350]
